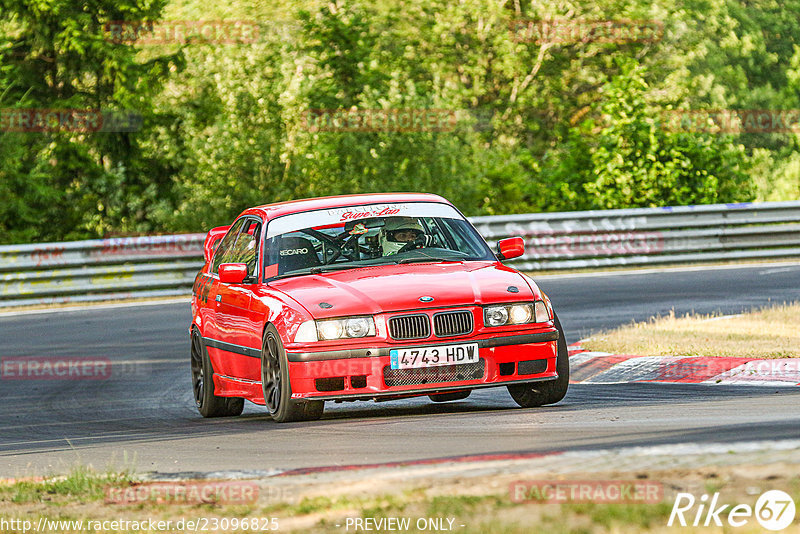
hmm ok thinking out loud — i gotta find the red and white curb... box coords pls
[568,343,800,386]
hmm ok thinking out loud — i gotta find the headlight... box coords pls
[315,316,376,341]
[484,301,549,327]
[318,320,344,341]
[484,306,509,327]
[509,304,532,324]
[345,317,372,338]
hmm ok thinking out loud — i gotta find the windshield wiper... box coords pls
[267,270,314,281]
[309,264,364,274]
[398,256,463,264]
[268,263,366,281]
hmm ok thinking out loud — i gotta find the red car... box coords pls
[190,193,568,422]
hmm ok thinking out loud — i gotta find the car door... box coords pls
[202,218,245,372]
[214,217,264,379]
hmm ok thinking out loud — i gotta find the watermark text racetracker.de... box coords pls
[303,108,457,133]
[656,358,800,383]
[0,516,279,533]
[508,18,663,44]
[105,481,259,505]
[0,109,142,133]
[660,109,800,134]
[510,480,663,504]
[104,20,261,45]
[1,357,149,380]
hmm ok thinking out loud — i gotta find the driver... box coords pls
[380,217,435,255]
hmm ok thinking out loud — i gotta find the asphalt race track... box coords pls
[1,263,799,477]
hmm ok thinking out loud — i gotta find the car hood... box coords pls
[267,261,540,318]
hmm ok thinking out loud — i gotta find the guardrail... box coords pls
[470,200,800,270]
[1,201,799,308]
[0,235,205,308]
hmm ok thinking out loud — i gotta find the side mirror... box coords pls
[204,225,230,263]
[496,237,525,261]
[219,263,249,284]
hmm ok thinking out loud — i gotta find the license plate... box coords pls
[390,343,479,370]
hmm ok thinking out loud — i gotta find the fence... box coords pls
[1,201,799,308]
[470,200,800,270]
[0,235,204,308]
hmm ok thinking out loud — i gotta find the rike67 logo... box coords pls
[669,490,796,531]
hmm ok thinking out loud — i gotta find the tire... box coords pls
[190,329,244,417]
[428,390,471,402]
[261,324,324,423]
[507,312,570,408]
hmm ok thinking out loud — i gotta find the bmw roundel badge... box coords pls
[419,296,434,302]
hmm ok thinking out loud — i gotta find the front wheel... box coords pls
[507,312,569,408]
[261,325,324,423]
[190,330,244,417]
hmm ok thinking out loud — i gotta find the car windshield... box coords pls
[263,201,495,279]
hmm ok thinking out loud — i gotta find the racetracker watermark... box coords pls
[105,481,259,505]
[303,109,457,133]
[91,235,205,258]
[655,358,800,382]
[525,231,664,258]
[1,357,112,380]
[509,18,663,44]
[510,480,663,504]
[0,109,142,133]
[105,20,260,45]
[660,109,800,134]
[668,489,796,530]
[1,517,280,533]
[0,357,152,380]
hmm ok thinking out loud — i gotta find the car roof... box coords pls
[242,192,453,221]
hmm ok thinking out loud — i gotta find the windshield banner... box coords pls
[266,202,462,238]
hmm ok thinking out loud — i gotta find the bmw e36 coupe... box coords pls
[190,193,568,422]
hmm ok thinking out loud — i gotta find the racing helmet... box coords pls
[380,217,424,255]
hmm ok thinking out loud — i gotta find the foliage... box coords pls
[0,0,181,242]
[557,59,752,209]
[3,0,800,242]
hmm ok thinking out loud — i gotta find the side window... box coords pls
[211,218,246,273]
[228,219,262,277]
[264,231,323,276]
[437,218,482,257]
[421,217,451,249]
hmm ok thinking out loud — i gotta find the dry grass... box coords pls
[3,465,799,533]
[582,302,800,358]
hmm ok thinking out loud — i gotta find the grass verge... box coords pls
[0,467,132,504]
[581,302,800,358]
[1,466,798,533]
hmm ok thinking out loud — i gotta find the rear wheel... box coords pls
[507,312,569,408]
[428,390,471,402]
[190,330,244,417]
[261,325,324,423]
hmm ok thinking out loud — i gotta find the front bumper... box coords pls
[285,330,559,400]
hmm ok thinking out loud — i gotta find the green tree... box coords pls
[6,0,797,242]
[566,60,754,208]
[0,0,181,242]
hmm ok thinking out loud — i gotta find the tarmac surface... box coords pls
[1,263,799,477]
